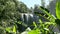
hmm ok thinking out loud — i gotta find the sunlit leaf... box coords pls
[6,27,12,33]
[33,22,37,28]
[28,29,40,34]
[56,0,60,19]
[13,25,16,33]
[44,28,49,31]
[39,19,43,23]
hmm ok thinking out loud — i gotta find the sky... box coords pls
[19,0,50,8]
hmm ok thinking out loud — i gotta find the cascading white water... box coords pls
[20,13,35,25]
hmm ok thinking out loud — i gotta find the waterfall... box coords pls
[20,13,34,25]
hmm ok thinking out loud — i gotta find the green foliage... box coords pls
[17,2,28,13]
[39,6,56,22]
[0,0,28,34]
[0,0,60,34]
[33,22,37,28]
[56,0,60,19]
[6,27,12,33]
[28,19,56,34]
[5,25,17,34]
[28,0,60,34]
[13,25,16,33]
[55,0,60,26]
[28,29,40,34]
[55,19,60,25]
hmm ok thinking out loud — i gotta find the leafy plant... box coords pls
[28,19,56,34]
[28,0,60,34]
[56,0,60,19]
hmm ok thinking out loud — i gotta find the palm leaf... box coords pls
[56,0,60,19]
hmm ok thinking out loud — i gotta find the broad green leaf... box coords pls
[6,27,12,33]
[56,0,60,19]
[28,29,40,34]
[13,25,16,33]
[39,19,43,23]
[33,22,37,27]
